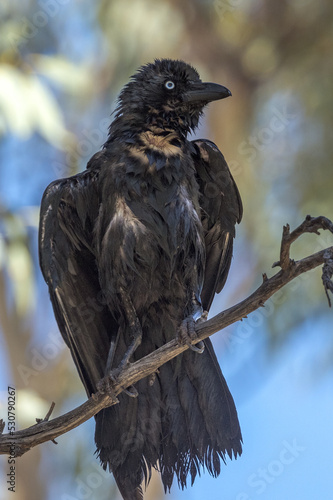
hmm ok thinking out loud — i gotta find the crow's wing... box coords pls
[39,160,117,396]
[191,139,242,311]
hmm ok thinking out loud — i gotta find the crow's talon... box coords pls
[189,340,205,353]
[123,385,138,398]
[149,370,159,386]
[91,392,99,401]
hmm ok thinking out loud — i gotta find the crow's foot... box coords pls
[97,365,138,399]
[178,314,206,353]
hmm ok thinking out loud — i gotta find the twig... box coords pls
[0,215,332,457]
[273,215,333,270]
[35,402,56,424]
[36,402,58,445]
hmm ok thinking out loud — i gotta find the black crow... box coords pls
[39,59,243,499]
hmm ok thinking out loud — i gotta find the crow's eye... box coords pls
[165,80,175,90]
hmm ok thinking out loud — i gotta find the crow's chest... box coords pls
[119,175,202,256]
[101,167,202,270]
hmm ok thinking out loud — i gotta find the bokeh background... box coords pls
[0,1,333,499]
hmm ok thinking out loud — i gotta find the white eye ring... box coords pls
[165,80,175,90]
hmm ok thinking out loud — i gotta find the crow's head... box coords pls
[113,59,231,136]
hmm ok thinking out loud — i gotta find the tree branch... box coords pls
[1,215,332,457]
[273,215,333,270]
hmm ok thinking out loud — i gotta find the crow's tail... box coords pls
[95,337,242,498]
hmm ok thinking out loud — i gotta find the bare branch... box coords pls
[0,216,332,458]
[273,215,333,270]
[0,391,114,457]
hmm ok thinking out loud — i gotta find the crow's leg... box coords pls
[99,287,142,398]
[99,327,139,397]
[117,285,143,369]
[105,328,121,375]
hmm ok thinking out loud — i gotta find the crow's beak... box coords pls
[184,82,231,103]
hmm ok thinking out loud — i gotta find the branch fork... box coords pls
[273,215,333,270]
[272,215,333,305]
